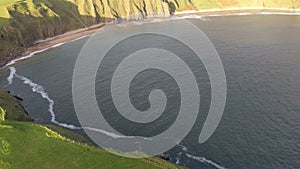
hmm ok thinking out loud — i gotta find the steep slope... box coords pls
[0,89,185,169]
[0,121,184,169]
[0,90,33,121]
[0,0,188,47]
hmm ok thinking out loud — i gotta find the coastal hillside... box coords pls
[0,89,184,169]
[0,0,300,66]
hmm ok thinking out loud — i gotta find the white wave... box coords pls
[237,12,253,15]
[12,71,85,130]
[185,153,227,169]
[83,127,151,140]
[175,151,182,164]
[178,14,203,19]
[6,51,41,67]
[51,42,66,48]
[14,73,59,124]
[69,35,92,42]
[133,11,300,23]
[52,121,81,129]
[7,67,16,85]
[178,144,188,151]
[260,12,300,15]
[199,12,300,17]
[178,144,227,169]
[6,67,150,140]
[171,15,210,22]
[4,35,91,67]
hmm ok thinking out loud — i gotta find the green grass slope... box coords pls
[0,121,183,169]
[0,90,184,169]
[0,107,5,121]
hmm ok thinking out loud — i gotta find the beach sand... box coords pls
[174,8,300,17]
[4,8,300,67]
[21,8,300,58]
[23,23,105,57]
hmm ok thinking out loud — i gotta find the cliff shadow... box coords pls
[0,0,114,47]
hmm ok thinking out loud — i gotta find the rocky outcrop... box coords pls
[0,47,25,67]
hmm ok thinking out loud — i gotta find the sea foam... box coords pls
[7,67,16,85]
[178,144,227,169]
[185,153,227,169]
[4,35,91,67]
[7,67,150,140]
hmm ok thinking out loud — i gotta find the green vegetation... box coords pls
[0,107,5,121]
[0,1,299,168]
[0,90,32,121]
[0,0,24,6]
[0,89,184,169]
[0,121,183,169]
[0,0,300,66]
[45,124,91,145]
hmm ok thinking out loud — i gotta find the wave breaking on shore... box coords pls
[6,66,150,140]
[3,10,300,68]
[176,144,227,169]
[4,35,91,68]
[6,67,226,168]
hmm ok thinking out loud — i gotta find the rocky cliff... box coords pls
[0,0,300,65]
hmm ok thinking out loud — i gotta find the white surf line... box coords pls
[7,67,16,85]
[4,35,91,68]
[174,9,300,18]
[185,154,227,169]
[177,15,203,19]
[178,144,227,169]
[82,127,151,139]
[175,8,300,15]
[13,72,80,129]
[202,12,300,17]
[175,151,183,164]
[6,66,150,140]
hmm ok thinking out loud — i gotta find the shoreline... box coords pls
[22,23,105,61]
[174,8,300,17]
[2,23,105,68]
[3,8,300,68]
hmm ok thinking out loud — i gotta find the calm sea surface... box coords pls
[1,15,299,169]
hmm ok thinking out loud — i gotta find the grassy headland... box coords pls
[0,89,185,169]
[0,1,300,168]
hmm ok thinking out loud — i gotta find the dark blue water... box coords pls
[0,15,299,169]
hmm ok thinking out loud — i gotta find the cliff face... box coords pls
[0,0,300,64]
[0,0,191,48]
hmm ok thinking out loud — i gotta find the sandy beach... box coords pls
[1,23,105,67]
[4,8,300,67]
[23,23,105,57]
[174,8,300,17]
[23,8,300,57]
[21,8,300,59]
